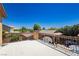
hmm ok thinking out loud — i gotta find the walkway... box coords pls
[0,40,67,56]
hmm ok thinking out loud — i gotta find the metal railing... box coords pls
[39,33,79,56]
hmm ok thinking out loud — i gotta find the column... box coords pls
[0,16,2,45]
[33,30,39,40]
[19,35,23,41]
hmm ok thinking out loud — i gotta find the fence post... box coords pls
[33,30,39,40]
[19,34,23,41]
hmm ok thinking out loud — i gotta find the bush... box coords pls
[57,24,79,36]
[20,27,28,33]
[10,34,19,42]
[48,27,58,30]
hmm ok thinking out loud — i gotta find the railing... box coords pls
[39,33,79,55]
[2,32,79,55]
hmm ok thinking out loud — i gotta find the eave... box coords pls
[0,3,6,18]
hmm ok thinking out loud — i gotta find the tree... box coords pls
[20,27,28,33]
[57,24,79,36]
[33,24,41,30]
[2,30,6,39]
[28,29,34,32]
[71,24,79,36]
[48,27,58,30]
[42,27,46,30]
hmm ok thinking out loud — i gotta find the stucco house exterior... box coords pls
[2,24,11,32]
[0,3,6,45]
[3,24,14,33]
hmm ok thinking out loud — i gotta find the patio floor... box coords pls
[0,40,67,56]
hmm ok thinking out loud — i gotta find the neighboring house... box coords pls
[39,30,62,35]
[39,30,62,43]
[3,24,15,33]
[39,30,56,34]
[2,24,11,32]
[10,26,14,33]
[54,32,62,36]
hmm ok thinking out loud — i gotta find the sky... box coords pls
[2,3,79,29]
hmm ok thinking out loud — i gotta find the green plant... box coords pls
[33,24,41,30]
[48,27,58,30]
[20,27,28,33]
[57,24,79,36]
[10,34,19,42]
[42,27,46,30]
[2,30,6,38]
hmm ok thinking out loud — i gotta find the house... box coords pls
[2,24,11,32]
[2,24,15,33]
[39,30,62,35]
[39,30,62,43]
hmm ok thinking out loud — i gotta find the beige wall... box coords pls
[0,16,2,45]
[33,31,39,40]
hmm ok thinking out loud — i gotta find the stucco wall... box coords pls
[0,17,2,45]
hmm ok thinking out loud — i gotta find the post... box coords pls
[19,35,23,41]
[33,30,39,40]
[53,37,56,45]
[0,16,2,45]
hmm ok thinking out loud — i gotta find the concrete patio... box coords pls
[0,40,67,56]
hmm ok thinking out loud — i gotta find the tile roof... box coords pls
[0,4,6,18]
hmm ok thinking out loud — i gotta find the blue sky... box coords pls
[2,3,79,29]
